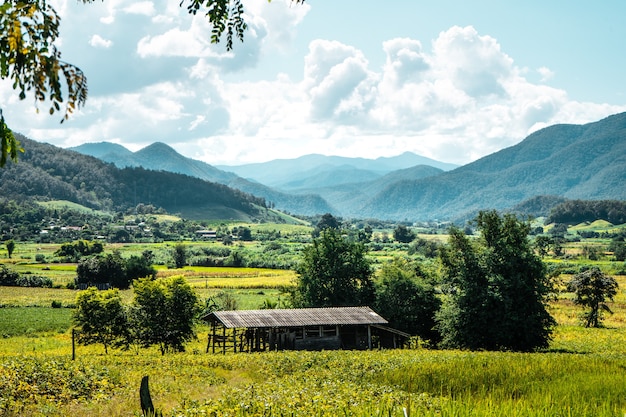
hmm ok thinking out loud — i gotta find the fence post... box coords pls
[72,328,76,360]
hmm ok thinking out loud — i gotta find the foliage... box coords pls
[0,1,88,122]
[436,210,556,351]
[407,236,440,258]
[0,110,22,166]
[393,225,416,243]
[5,239,15,258]
[172,242,187,268]
[312,212,341,237]
[0,264,20,285]
[76,250,156,289]
[374,258,441,342]
[55,240,103,261]
[547,199,626,225]
[125,250,157,281]
[0,356,119,415]
[567,266,618,328]
[76,251,128,289]
[129,276,200,355]
[292,228,375,307]
[73,287,129,354]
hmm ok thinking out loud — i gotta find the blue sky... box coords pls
[2,0,625,166]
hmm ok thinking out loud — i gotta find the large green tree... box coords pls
[72,287,129,354]
[129,276,199,355]
[436,210,555,352]
[292,228,375,308]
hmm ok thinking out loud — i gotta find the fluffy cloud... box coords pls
[2,0,625,167]
[89,34,113,49]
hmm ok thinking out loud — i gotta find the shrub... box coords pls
[15,275,53,288]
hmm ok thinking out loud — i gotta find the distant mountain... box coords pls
[70,141,334,216]
[216,152,458,189]
[3,136,271,221]
[357,112,626,221]
[291,165,444,216]
[67,112,626,222]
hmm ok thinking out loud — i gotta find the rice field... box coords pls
[1,239,626,416]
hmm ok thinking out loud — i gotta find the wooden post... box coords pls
[222,326,226,355]
[211,323,217,354]
[233,328,237,353]
[140,376,154,416]
[367,325,372,350]
[71,328,76,360]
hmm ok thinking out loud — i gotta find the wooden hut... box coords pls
[203,306,410,353]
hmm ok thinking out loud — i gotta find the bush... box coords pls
[15,275,53,288]
[0,265,19,286]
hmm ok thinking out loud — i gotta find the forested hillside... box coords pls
[0,136,268,220]
[359,112,626,221]
[546,200,626,225]
[72,141,334,216]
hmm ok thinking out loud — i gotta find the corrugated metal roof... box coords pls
[204,306,388,328]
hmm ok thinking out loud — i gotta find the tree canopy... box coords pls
[567,266,618,328]
[436,210,556,352]
[374,258,441,343]
[292,228,375,308]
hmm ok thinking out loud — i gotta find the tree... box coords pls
[125,251,157,281]
[129,276,199,355]
[292,228,375,308]
[72,287,129,354]
[567,267,618,328]
[393,225,416,243]
[312,213,341,237]
[1,0,297,165]
[436,210,555,352]
[172,243,187,269]
[5,239,15,258]
[374,258,441,343]
[76,251,128,289]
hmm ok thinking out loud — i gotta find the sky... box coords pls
[2,0,626,166]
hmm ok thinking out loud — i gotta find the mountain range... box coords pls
[15,112,626,222]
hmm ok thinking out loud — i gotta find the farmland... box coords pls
[1,220,626,416]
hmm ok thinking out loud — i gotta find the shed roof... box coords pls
[204,306,388,329]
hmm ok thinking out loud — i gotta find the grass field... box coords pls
[1,271,625,416]
[1,233,626,416]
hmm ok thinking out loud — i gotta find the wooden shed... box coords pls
[202,306,410,353]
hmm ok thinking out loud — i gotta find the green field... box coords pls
[1,227,626,416]
[1,269,625,416]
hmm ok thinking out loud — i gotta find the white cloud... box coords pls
[123,1,155,16]
[537,66,555,83]
[4,0,626,169]
[89,34,113,49]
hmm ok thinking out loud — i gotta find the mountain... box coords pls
[290,165,444,216]
[67,112,626,222]
[71,141,334,216]
[2,136,271,221]
[357,112,626,221]
[217,152,458,188]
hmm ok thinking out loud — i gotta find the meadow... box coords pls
[1,233,626,416]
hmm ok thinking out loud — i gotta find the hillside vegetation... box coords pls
[0,136,269,221]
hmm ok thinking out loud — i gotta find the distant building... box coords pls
[195,230,217,239]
